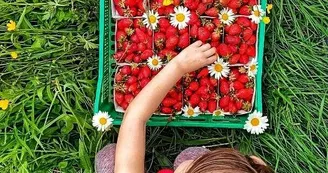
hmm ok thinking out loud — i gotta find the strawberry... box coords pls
[232,81,245,90]
[197,86,209,95]
[190,25,198,38]
[140,49,153,60]
[166,35,179,49]
[225,35,241,45]
[202,0,213,3]
[213,18,221,27]
[161,49,178,61]
[239,54,249,64]
[173,0,181,6]
[113,0,124,7]
[219,96,230,108]
[115,92,124,105]
[128,82,138,93]
[217,43,231,57]
[178,92,183,101]
[208,100,217,113]
[188,12,200,25]
[209,77,218,87]
[204,22,215,33]
[210,92,218,100]
[197,68,209,78]
[135,28,148,43]
[238,74,249,83]
[116,6,124,16]
[121,101,129,110]
[251,22,257,31]
[189,81,199,91]
[179,28,189,35]
[133,56,142,63]
[162,98,178,107]
[130,34,139,43]
[228,0,242,9]
[131,65,140,75]
[228,24,242,36]
[242,0,249,2]
[155,32,166,49]
[229,45,238,54]
[229,54,240,64]
[173,102,182,111]
[159,18,171,32]
[235,100,243,110]
[201,93,210,101]
[121,65,131,75]
[178,33,190,49]
[124,94,134,103]
[161,107,173,114]
[229,68,240,81]
[137,43,147,52]
[137,1,145,11]
[126,76,138,85]
[248,0,257,6]
[220,79,229,95]
[113,51,125,62]
[246,35,256,45]
[200,77,210,86]
[116,30,127,43]
[185,89,193,97]
[239,5,251,15]
[139,66,151,79]
[133,18,144,29]
[239,43,248,54]
[236,88,253,99]
[210,41,219,48]
[115,72,124,82]
[126,0,137,7]
[211,28,221,41]
[196,3,207,15]
[236,17,251,27]
[184,0,199,10]
[198,27,211,42]
[140,78,150,87]
[205,7,219,17]
[117,18,133,30]
[247,46,256,57]
[190,94,201,107]
[168,89,179,99]
[198,101,208,112]
[228,101,238,113]
[166,26,178,38]
[165,5,175,14]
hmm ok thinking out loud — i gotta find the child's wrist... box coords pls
[169,57,186,76]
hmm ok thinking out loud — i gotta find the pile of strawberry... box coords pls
[114,18,153,63]
[113,0,145,17]
[184,68,218,113]
[219,67,254,114]
[190,18,222,47]
[115,65,183,114]
[218,17,257,64]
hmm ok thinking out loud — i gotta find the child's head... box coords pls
[175,148,274,173]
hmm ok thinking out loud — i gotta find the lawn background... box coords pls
[0,0,327,172]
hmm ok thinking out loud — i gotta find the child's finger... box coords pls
[199,43,211,51]
[191,40,202,47]
[206,54,218,64]
[204,47,216,57]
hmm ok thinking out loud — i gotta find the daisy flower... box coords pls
[182,105,200,118]
[142,10,159,30]
[147,55,163,71]
[213,110,224,117]
[249,5,265,24]
[170,6,191,30]
[92,111,114,132]
[0,99,9,110]
[219,8,235,25]
[208,57,230,79]
[10,51,18,59]
[247,58,258,77]
[7,20,16,31]
[244,110,269,135]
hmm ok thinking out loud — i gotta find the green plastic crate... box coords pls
[94,0,267,128]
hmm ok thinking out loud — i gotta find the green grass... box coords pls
[0,0,327,172]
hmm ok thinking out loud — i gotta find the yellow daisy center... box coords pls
[250,64,256,71]
[222,13,229,21]
[149,15,157,24]
[176,13,185,22]
[215,64,223,72]
[187,108,194,116]
[99,117,107,125]
[214,110,222,116]
[0,99,9,110]
[152,58,159,66]
[10,52,18,59]
[254,10,260,17]
[251,118,260,126]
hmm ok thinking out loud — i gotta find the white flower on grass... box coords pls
[247,58,258,77]
[92,111,114,132]
[249,5,265,24]
[182,105,200,118]
[213,109,225,117]
[147,55,163,70]
[142,10,159,30]
[208,57,230,79]
[219,8,235,25]
[170,6,191,30]
[244,110,269,135]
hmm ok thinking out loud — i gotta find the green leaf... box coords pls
[79,139,92,172]
[58,161,68,169]
[16,7,27,29]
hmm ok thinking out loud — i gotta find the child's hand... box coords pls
[172,41,217,74]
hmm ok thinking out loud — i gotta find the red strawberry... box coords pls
[229,54,240,64]
[228,0,242,9]
[220,80,229,95]
[211,28,221,42]
[200,77,210,87]
[124,94,134,103]
[197,86,209,95]
[135,28,148,42]
[126,0,137,7]
[229,68,240,81]
[173,0,181,6]
[213,18,221,27]
[168,89,179,99]
[178,33,190,48]
[205,7,219,17]
[232,81,245,90]
[133,56,142,63]
[202,0,213,3]
[242,0,249,2]
[166,35,179,49]
[116,30,127,42]
[236,88,253,99]
[166,26,178,38]
[154,32,166,49]
[140,78,150,87]
[198,27,211,43]
[201,93,210,100]
[137,43,147,52]
[117,18,133,30]
[121,66,131,75]
[208,100,217,113]
[239,43,248,54]
[133,18,144,28]
[131,65,140,76]
[128,82,138,93]
[190,94,201,107]
[165,5,175,14]
[209,78,218,87]
[190,25,198,38]
[184,0,199,10]
[224,25,231,33]
[225,35,241,45]
[185,89,193,97]
[113,51,125,62]
[189,11,200,25]
[198,101,208,112]
[115,72,124,82]
[173,102,182,111]
[239,5,251,15]
[116,6,124,16]
[217,43,231,57]
[219,96,230,108]
[204,22,215,33]
[162,98,178,107]
[139,66,151,79]
[121,101,129,110]
[137,1,145,11]
[197,68,209,78]
[130,34,139,43]
[238,74,249,83]
[159,18,171,32]
[228,101,238,113]
[210,92,218,100]
[189,81,199,91]
[247,46,256,57]
[228,24,242,36]
[239,54,249,64]
[126,76,138,85]
[229,45,238,54]
[179,28,189,35]
[251,22,258,31]
[248,0,257,6]
[161,107,173,114]
[115,92,124,105]
[236,100,243,110]
[246,35,256,45]
[236,17,251,27]
[140,49,153,60]
[210,41,219,48]
[196,3,207,15]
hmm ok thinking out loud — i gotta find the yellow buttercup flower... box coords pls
[0,99,9,110]
[263,17,270,24]
[267,4,273,14]
[7,20,16,31]
[163,0,173,6]
[10,51,18,59]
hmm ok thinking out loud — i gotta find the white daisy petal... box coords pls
[147,55,163,71]
[142,10,159,30]
[247,58,258,77]
[249,5,265,24]
[244,110,269,135]
[213,110,224,117]
[182,105,200,118]
[208,57,230,79]
[219,8,236,26]
[170,6,190,30]
[92,111,114,132]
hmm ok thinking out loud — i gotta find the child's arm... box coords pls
[115,41,217,173]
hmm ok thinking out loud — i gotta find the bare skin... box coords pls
[114,41,217,173]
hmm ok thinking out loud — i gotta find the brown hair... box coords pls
[185,148,274,173]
